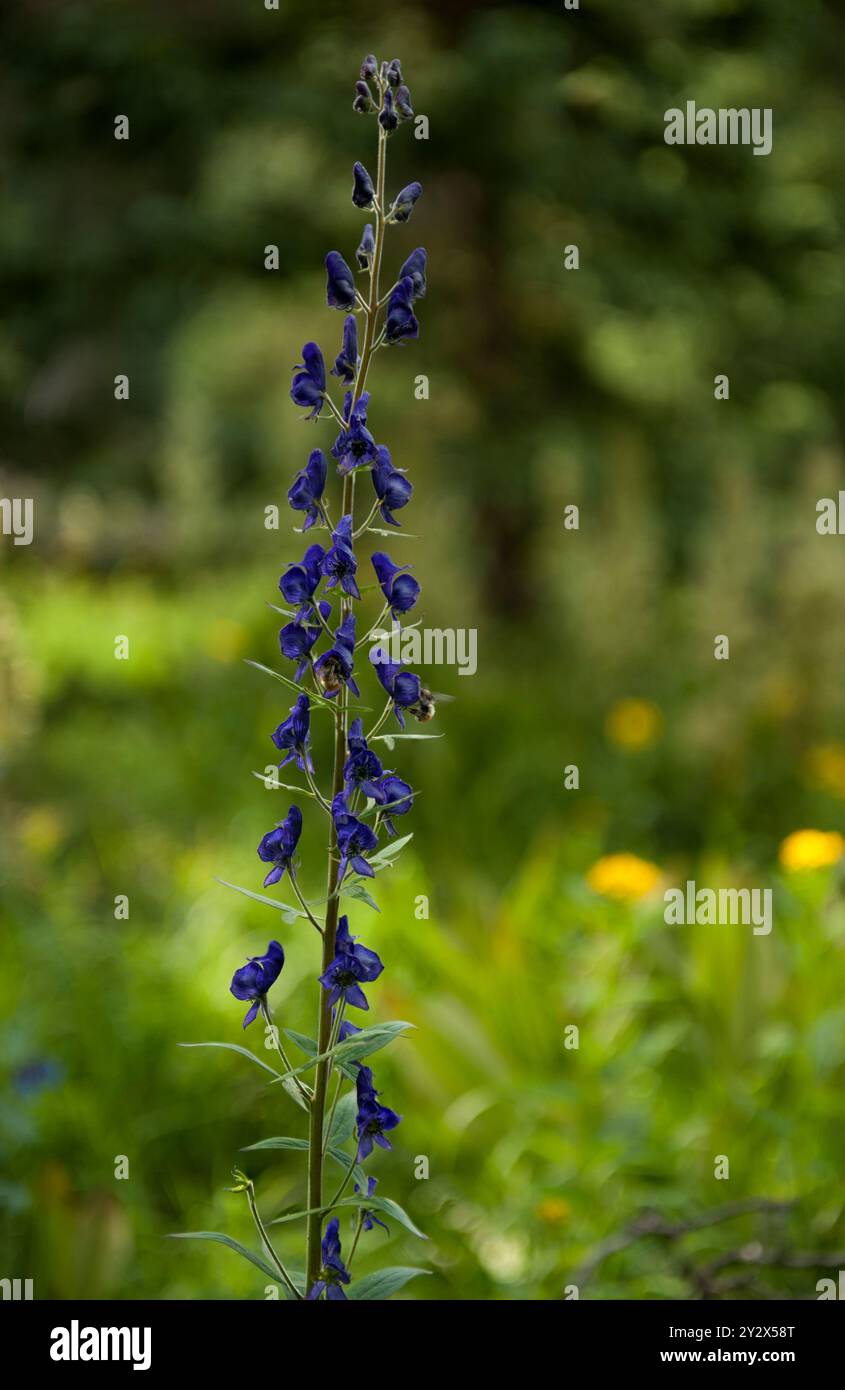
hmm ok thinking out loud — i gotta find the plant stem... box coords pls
[245,1181,302,1300]
[305,91,390,1292]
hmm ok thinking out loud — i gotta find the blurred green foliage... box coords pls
[2,0,845,1299]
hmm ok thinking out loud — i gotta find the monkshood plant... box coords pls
[173,55,437,1302]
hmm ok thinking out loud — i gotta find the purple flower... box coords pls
[256,805,303,888]
[279,542,324,619]
[389,181,422,223]
[289,342,325,418]
[353,80,374,115]
[338,1018,362,1044]
[331,391,378,474]
[325,251,356,311]
[288,449,327,530]
[398,247,426,300]
[343,717,384,797]
[383,58,402,87]
[355,1176,389,1233]
[271,693,313,774]
[355,1065,401,1160]
[230,940,285,1028]
[319,914,384,1010]
[320,515,360,599]
[307,1218,351,1301]
[360,54,378,80]
[372,773,413,837]
[395,84,414,121]
[313,611,360,698]
[330,315,358,386]
[369,646,422,729]
[384,277,419,345]
[352,161,375,209]
[371,551,420,616]
[356,223,375,271]
[279,600,331,682]
[332,791,379,882]
[379,88,398,133]
[371,445,412,527]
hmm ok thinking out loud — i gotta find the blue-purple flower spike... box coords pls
[192,49,434,1305]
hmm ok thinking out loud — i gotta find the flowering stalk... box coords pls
[176,53,432,1302]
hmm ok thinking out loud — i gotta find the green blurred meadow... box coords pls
[2,0,845,1299]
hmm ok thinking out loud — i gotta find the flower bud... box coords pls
[356,223,375,271]
[360,54,378,80]
[378,88,398,133]
[389,181,422,224]
[395,84,414,120]
[351,161,375,209]
[385,58,402,87]
[353,81,374,114]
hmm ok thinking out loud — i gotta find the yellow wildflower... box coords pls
[779,829,845,872]
[605,698,663,750]
[586,853,661,901]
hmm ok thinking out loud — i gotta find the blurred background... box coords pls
[2,0,845,1300]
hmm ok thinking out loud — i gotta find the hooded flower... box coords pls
[379,88,398,132]
[355,1065,401,1160]
[331,391,378,474]
[230,940,285,1029]
[352,161,375,209]
[325,251,357,311]
[279,542,325,619]
[279,601,331,682]
[371,773,413,837]
[331,791,379,882]
[289,342,325,418]
[389,181,422,223]
[319,914,384,1010]
[356,222,375,271]
[371,446,412,526]
[384,276,419,345]
[371,551,420,616]
[257,805,303,887]
[369,646,422,729]
[355,1176,389,1233]
[398,247,426,300]
[307,1218,351,1301]
[271,693,313,774]
[384,58,402,87]
[330,315,359,386]
[343,717,384,797]
[287,449,327,530]
[320,515,360,599]
[313,611,360,698]
[395,84,414,120]
[360,54,378,80]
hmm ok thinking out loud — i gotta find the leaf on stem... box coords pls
[215,877,307,925]
[337,1193,428,1240]
[346,1267,430,1300]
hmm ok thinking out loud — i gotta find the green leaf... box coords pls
[244,659,334,710]
[338,1194,427,1240]
[326,1090,358,1147]
[241,1136,309,1153]
[285,1029,359,1081]
[241,1136,366,1193]
[168,1232,279,1284]
[371,733,445,751]
[215,877,306,925]
[251,771,319,801]
[365,528,418,539]
[273,1021,413,1083]
[346,1267,429,1300]
[367,834,414,870]
[178,1041,281,1080]
[180,1041,308,1112]
[333,1020,414,1064]
[342,880,381,912]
